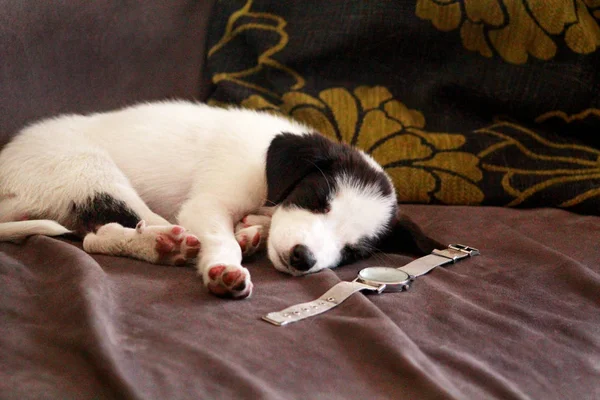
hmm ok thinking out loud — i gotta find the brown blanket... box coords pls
[2,205,598,399]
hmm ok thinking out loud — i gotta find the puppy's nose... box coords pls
[289,244,316,271]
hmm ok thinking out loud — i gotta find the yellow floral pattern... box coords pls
[477,120,600,207]
[207,0,305,98]
[416,0,600,63]
[535,108,600,124]
[242,87,484,205]
[207,0,600,213]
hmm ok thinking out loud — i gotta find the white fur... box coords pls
[0,101,394,297]
[0,220,71,242]
[268,175,397,275]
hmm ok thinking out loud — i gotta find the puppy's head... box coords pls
[266,132,398,275]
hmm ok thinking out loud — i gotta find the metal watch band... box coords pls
[263,244,479,326]
[262,281,381,326]
[399,244,480,277]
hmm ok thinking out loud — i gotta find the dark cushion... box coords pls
[205,0,600,215]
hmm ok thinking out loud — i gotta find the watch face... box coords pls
[358,267,411,285]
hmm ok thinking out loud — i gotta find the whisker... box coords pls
[365,246,396,265]
[306,159,332,195]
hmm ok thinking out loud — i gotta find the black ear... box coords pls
[376,212,445,256]
[266,133,334,204]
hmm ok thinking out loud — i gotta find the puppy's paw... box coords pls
[205,264,253,299]
[126,221,199,265]
[136,222,201,266]
[85,222,201,265]
[235,225,265,258]
[235,213,271,258]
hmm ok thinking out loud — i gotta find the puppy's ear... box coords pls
[376,212,445,256]
[266,133,334,204]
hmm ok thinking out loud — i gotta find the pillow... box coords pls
[205,0,600,215]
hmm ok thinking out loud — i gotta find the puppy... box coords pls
[0,101,398,299]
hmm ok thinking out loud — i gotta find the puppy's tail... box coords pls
[0,220,72,242]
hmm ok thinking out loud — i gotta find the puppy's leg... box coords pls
[83,222,200,265]
[111,184,172,226]
[82,186,200,265]
[1,139,200,263]
[235,214,271,258]
[178,199,252,299]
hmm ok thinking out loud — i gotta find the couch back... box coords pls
[0,0,215,147]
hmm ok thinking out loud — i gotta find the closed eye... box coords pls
[312,204,331,214]
[283,173,334,214]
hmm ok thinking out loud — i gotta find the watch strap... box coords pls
[399,244,480,277]
[262,281,381,326]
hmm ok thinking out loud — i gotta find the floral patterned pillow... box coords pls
[205,0,600,215]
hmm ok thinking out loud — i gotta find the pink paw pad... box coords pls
[186,236,199,246]
[235,225,264,258]
[184,236,201,259]
[148,225,201,266]
[206,265,252,299]
[222,270,242,286]
[208,265,226,280]
[155,236,175,253]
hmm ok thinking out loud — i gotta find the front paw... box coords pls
[135,222,201,265]
[235,214,271,258]
[235,225,265,258]
[205,264,253,299]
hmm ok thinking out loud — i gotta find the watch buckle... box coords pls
[449,244,480,257]
[352,277,387,293]
[432,244,480,263]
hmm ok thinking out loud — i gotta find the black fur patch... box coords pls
[374,213,445,256]
[266,132,394,211]
[72,193,140,234]
[340,239,374,266]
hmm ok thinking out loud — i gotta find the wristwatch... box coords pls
[263,244,480,326]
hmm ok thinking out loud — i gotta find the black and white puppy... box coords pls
[0,101,398,299]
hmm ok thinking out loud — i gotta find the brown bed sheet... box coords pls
[1,205,599,399]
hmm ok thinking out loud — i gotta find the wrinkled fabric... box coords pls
[1,205,598,399]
